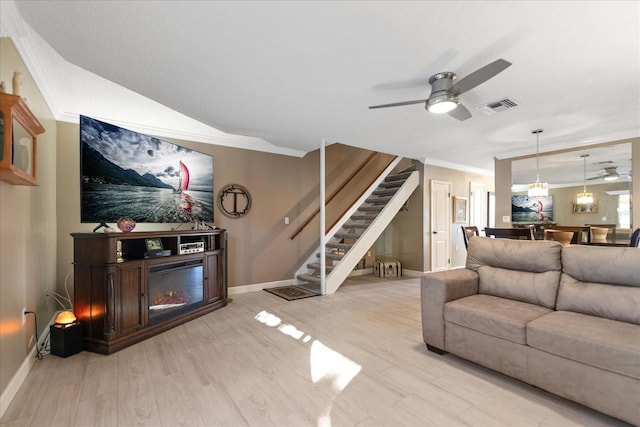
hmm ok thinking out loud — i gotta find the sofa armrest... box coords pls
[420,269,479,352]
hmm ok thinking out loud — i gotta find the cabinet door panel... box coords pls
[205,252,223,304]
[117,262,146,336]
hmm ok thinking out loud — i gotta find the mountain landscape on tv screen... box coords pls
[80,116,214,224]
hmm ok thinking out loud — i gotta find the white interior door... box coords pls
[430,180,451,272]
[469,182,486,228]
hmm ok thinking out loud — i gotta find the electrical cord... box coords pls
[24,311,49,359]
[46,268,73,310]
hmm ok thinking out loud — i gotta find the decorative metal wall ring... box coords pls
[219,184,251,218]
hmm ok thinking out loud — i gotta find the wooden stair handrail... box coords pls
[289,153,397,240]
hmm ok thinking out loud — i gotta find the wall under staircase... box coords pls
[295,159,419,295]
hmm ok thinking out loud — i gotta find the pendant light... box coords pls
[527,129,548,198]
[576,154,594,204]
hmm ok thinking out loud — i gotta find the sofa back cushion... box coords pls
[557,245,640,324]
[466,237,563,309]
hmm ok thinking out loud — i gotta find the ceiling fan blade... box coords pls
[369,99,427,109]
[449,58,512,95]
[587,175,604,181]
[447,103,472,121]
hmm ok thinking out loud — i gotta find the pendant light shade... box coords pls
[576,154,593,205]
[528,129,548,198]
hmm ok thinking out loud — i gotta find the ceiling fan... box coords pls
[369,58,512,121]
[587,166,627,181]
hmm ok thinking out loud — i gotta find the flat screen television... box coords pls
[80,115,214,224]
[511,195,554,223]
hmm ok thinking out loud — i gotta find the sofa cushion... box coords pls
[466,238,563,309]
[466,237,563,273]
[558,245,640,325]
[444,294,552,344]
[557,274,640,325]
[561,245,640,287]
[477,267,561,309]
[527,311,640,380]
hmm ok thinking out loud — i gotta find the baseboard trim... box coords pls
[228,268,424,296]
[0,346,36,418]
[0,310,58,419]
[401,269,423,277]
[348,267,374,277]
[228,279,294,295]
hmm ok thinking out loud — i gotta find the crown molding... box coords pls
[420,157,494,177]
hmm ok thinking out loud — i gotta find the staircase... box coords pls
[294,160,419,295]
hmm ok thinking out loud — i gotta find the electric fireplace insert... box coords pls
[148,259,204,326]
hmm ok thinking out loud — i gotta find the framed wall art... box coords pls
[145,238,164,251]
[454,196,468,224]
[572,202,598,214]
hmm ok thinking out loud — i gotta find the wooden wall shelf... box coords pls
[0,93,45,186]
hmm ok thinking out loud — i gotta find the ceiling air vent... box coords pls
[475,97,519,115]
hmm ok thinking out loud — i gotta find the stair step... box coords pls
[351,214,377,221]
[307,262,333,272]
[372,188,398,196]
[334,232,363,239]
[326,242,353,250]
[385,171,412,182]
[379,180,404,188]
[297,274,321,285]
[317,252,344,260]
[358,205,384,212]
[342,223,368,229]
[366,196,392,204]
[397,164,417,174]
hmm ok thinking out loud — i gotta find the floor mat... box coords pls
[264,285,319,301]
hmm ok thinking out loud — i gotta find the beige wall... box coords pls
[541,181,631,227]
[56,125,391,289]
[424,165,495,269]
[0,39,58,396]
[379,161,494,272]
[496,139,639,232]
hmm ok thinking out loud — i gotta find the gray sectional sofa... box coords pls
[420,237,640,425]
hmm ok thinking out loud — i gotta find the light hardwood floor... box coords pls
[1,276,630,427]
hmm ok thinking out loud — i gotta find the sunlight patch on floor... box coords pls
[254,310,362,426]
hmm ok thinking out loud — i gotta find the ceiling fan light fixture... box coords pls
[527,129,548,198]
[528,181,549,198]
[604,174,619,181]
[576,154,593,205]
[576,192,594,205]
[426,94,459,114]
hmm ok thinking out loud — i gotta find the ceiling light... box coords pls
[426,94,459,114]
[527,129,548,198]
[576,154,593,205]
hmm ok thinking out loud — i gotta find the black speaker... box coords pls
[50,323,83,358]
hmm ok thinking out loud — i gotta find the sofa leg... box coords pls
[426,344,446,355]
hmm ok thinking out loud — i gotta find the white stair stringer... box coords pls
[324,170,418,294]
[294,161,418,295]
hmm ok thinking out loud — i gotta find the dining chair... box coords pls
[630,228,640,248]
[461,226,480,249]
[544,229,574,247]
[483,227,534,240]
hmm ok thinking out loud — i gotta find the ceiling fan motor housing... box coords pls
[426,72,459,113]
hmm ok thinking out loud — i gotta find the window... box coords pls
[617,194,631,228]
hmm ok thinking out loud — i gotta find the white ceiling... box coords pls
[1,1,639,177]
